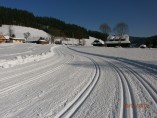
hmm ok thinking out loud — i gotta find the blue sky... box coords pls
[1,0,157,37]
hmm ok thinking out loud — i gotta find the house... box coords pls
[0,35,9,43]
[36,37,49,44]
[37,39,49,44]
[9,38,26,44]
[54,37,63,44]
[106,34,130,47]
[92,39,104,46]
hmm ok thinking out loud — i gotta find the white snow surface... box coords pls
[0,25,51,41]
[0,45,157,118]
[62,37,104,46]
[84,37,104,46]
[0,43,56,68]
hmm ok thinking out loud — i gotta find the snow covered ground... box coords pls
[62,37,103,46]
[0,43,56,68]
[0,44,157,118]
[0,25,51,41]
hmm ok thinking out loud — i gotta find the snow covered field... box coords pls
[0,44,157,118]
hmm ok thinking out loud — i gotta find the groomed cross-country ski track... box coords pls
[0,45,157,118]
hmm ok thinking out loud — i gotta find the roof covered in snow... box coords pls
[107,34,129,41]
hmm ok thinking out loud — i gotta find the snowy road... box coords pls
[0,45,157,118]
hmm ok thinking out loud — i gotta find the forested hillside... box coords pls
[0,6,105,39]
[130,35,157,47]
[1,6,156,45]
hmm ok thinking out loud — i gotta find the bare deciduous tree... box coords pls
[50,35,55,44]
[24,32,31,40]
[113,22,129,36]
[99,23,111,35]
[113,22,129,46]
[8,25,14,37]
[99,23,111,46]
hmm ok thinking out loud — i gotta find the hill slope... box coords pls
[0,25,51,41]
[0,7,89,39]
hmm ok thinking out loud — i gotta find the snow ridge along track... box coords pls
[54,57,100,118]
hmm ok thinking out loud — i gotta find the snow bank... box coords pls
[0,45,57,68]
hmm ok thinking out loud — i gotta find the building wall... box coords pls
[0,39,6,43]
[10,39,23,44]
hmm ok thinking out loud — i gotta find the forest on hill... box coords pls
[0,6,107,40]
[130,35,157,48]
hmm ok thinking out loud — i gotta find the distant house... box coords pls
[9,38,26,44]
[106,34,130,47]
[0,35,9,43]
[37,37,49,44]
[54,37,63,44]
[92,39,104,46]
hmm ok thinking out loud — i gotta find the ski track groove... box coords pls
[119,63,157,107]
[54,57,100,118]
[0,48,75,97]
[118,58,157,77]
[0,48,63,77]
[67,47,134,117]
[107,62,134,118]
[104,58,157,117]
[1,47,93,118]
[0,59,84,118]
[66,46,157,117]
[0,57,63,83]
[0,48,69,83]
[1,46,157,117]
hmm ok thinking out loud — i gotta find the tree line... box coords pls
[0,7,91,39]
[2,6,156,47]
[0,6,105,40]
[0,6,132,42]
[99,22,129,40]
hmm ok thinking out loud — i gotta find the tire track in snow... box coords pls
[54,58,100,118]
